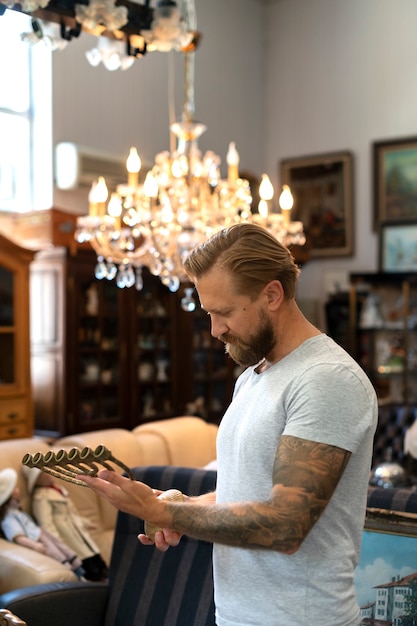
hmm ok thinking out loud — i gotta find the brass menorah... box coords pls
[22,445,134,486]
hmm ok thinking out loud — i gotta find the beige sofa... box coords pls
[0,416,218,594]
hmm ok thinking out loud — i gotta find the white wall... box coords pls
[264,0,417,312]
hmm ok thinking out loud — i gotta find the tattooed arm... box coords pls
[81,434,350,553]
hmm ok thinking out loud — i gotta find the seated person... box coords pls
[0,468,85,578]
[22,465,108,582]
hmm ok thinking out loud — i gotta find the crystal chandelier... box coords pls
[74,3,305,294]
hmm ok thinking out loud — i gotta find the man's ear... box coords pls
[265,280,284,310]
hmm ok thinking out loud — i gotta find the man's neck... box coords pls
[259,304,321,371]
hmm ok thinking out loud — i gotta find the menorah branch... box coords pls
[22,445,134,486]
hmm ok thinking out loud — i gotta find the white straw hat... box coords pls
[21,464,42,494]
[0,468,17,506]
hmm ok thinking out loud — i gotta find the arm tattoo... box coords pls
[168,435,351,553]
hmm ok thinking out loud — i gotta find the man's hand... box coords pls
[80,469,159,518]
[80,469,183,550]
[138,528,183,551]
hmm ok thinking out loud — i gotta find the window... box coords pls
[0,9,52,212]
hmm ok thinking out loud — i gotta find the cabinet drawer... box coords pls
[0,421,29,439]
[0,400,27,425]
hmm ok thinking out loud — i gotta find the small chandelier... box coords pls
[75,6,305,294]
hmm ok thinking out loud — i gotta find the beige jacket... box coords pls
[31,485,100,561]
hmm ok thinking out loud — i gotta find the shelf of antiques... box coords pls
[349,272,417,404]
[128,273,178,423]
[176,290,242,425]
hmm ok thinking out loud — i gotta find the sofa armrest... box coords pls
[0,539,77,595]
[0,582,108,626]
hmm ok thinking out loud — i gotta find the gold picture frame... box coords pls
[355,508,417,622]
[373,136,417,229]
[280,151,354,258]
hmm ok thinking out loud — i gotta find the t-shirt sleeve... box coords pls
[282,362,376,453]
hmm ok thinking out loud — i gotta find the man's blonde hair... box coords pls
[183,223,300,300]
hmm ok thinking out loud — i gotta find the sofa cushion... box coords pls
[0,539,76,594]
[132,417,218,468]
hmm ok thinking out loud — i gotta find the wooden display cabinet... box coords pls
[0,234,34,439]
[30,248,238,436]
[30,247,130,435]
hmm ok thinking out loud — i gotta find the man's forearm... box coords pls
[169,488,312,553]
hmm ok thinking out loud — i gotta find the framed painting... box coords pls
[280,151,353,258]
[379,221,417,272]
[373,136,417,229]
[355,508,417,624]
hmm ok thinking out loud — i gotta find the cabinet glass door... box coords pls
[76,279,123,428]
[131,272,176,425]
[178,290,241,425]
[0,266,15,384]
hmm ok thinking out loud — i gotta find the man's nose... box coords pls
[210,316,228,339]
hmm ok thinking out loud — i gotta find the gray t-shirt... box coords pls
[214,334,378,626]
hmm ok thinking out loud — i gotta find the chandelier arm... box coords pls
[89,229,150,268]
[90,231,131,266]
[90,232,120,261]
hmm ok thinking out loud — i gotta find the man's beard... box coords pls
[220,310,276,367]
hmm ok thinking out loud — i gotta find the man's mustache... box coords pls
[219,333,234,343]
[220,334,250,350]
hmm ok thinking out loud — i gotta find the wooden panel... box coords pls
[31,355,64,434]
[0,421,30,439]
[0,399,27,424]
[30,267,61,346]
[0,208,89,253]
